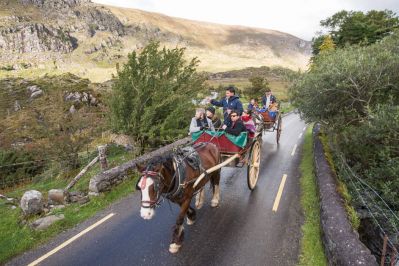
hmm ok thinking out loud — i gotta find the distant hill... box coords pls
[0,0,311,82]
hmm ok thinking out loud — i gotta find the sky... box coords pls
[92,0,399,41]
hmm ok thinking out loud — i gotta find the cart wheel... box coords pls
[247,140,261,190]
[276,115,282,144]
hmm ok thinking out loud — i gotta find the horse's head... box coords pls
[136,156,174,220]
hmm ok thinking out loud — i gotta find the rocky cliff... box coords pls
[0,23,76,53]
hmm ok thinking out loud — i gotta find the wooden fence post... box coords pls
[381,234,388,266]
[65,156,99,191]
[98,145,108,171]
[391,247,398,266]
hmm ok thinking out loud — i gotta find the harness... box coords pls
[139,144,208,209]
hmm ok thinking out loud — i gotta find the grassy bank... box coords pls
[298,125,327,266]
[0,150,137,264]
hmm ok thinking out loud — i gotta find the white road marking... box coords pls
[28,213,115,266]
[298,133,303,139]
[291,144,297,156]
[302,126,306,131]
[272,174,288,212]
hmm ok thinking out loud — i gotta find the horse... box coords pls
[135,142,221,253]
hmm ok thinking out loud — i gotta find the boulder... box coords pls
[64,92,81,102]
[68,191,90,204]
[27,85,40,93]
[82,92,89,102]
[69,104,76,114]
[14,100,21,111]
[28,85,43,99]
[89,95,98,106]
[48,189,67,205]
[20,190,44,216]
[31,214,65,230]
[30,90,43,99]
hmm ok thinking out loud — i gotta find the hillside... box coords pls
[0,0,311,82]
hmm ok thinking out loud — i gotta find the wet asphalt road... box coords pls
[8,113,306,266]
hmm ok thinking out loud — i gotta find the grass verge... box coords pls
[319,133,360,230]
[298,125,327,266]
[0,154,137,264]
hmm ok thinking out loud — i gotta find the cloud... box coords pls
[93,0,399,41]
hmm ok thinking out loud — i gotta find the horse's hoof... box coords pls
[211,199,219,208]
[186,217,195,225]
[169,243,181,254]
[195,201,204,209]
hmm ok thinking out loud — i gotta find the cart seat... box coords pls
[192,131,248,153]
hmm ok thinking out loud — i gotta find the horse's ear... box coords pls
[136,162,145,172]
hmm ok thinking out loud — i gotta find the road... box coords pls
[9,113,307,266]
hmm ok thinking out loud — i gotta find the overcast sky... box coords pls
[92,0,399,40]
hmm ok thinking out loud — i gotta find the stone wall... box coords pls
[313,124,377,265]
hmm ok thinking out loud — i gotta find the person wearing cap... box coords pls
[261,89,277,109]
[208,85,243,126]
[206,106,222,130]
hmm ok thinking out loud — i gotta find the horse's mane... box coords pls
[146,152,174,172]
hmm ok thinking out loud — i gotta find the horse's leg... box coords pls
[186,206,196,225]
[169,199,190,254]
[211,170,221,207]
[195,188,205,209]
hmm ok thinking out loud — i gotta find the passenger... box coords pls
[241,109,256,138]
[222,110,246,136]
[206,106,222,130]
[189,108,215,134]
[247,98,259,112]
[261,89,277,109]
[208,85,243,126]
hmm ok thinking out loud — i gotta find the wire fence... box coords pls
[0,145,99,190]
[336,153,399,265]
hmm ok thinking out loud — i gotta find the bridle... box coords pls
[138,169,166,209]
[138,147,206,209]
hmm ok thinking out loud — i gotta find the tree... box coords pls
[320,10,399,47]
[318,35,336,53]
[245,76,270,100]
[290,30,399,209]
[311,35,326,56]
[291,30,399,128]
[109,41,205,147]
[310,35,336,68]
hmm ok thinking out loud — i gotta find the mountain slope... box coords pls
[0,0,311,82]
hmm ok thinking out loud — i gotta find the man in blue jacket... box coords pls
[261,89,277,108]
[209,86,243,126]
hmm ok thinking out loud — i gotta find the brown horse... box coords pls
[136,142,221,253]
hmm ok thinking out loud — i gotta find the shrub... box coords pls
[0,150,44,188]
[109,41,205,147]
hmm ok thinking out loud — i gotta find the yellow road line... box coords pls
[272,174,288,212]
[28,213,115,266]
[291,144,297,156]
